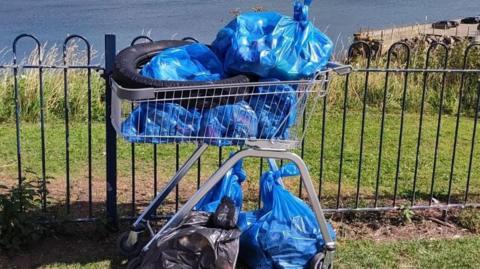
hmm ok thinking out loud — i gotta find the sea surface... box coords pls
[0,0,478,57]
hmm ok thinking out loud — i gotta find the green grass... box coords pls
[1,108,479,209]
[32,236,480,269]
[335,236,480,269]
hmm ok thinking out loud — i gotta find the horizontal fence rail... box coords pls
[0,34,479,226]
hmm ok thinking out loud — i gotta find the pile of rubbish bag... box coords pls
[140,159,336,268]
[212,0,333,80]
[141,198,241,269]
[191,160,336,268]
[120,1,336,268]
[121,0,333,144]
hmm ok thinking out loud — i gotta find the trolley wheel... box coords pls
[126,256,143,269]
[117,231,143,258]
[310,252,331,269]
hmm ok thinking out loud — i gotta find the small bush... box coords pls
[0,178,49,252]
[399,204,415,224]
[457,208,480,233]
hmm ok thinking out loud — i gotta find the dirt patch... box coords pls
[332,208,475,241]
[0,223,126,269]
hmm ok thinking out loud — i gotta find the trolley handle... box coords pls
[326,62,352,76]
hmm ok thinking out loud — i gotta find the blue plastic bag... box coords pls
[239,163,336,269]
[141,43,224,81]
[121,102,201,143]
[212,0,333,80]
[249,79,297,139]
[199,101,258,146]
[195,157,246,213]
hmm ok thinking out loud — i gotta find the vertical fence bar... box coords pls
[429,44,449,206]
[105,34,118,228]
[464,44,480,204]
[197,156,201,190]
[219,146,223,167]
[12,36,24,210]
[131,140,136,216]
[336,66,350,209]
[38,45,47,212]
[175,143,180,211]
[258,157,264,208]
[63,43,71,214]
[318,95,327,200]
[465,78,480,204]
[392,43,411,207]
[63,35,93,217]
[299,108,306,197]
[448,70,467,205]
[86,46,93,218]
[374,47,393,208]
[412,44,436,206]
[13,35,46,211]
[336,45,361,208]
[154,144,158,196]
[353,42,372,208]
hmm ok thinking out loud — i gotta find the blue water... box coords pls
[0,0,478,54]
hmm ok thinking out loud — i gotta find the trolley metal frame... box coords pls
[112,63,351,269]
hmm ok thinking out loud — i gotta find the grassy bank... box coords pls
[0,40,479,123]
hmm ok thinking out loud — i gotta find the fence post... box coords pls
[105,34,118,229]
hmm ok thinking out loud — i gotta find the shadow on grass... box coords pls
[2,192,478,269]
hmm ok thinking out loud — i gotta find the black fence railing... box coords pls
[1,34,479,227]
[2,34,103,222]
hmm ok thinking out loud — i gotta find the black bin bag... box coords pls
[141,198,241,269]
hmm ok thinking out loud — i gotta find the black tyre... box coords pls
[112,40,252,108]
[126,256,143,269]
[117,231,143,258]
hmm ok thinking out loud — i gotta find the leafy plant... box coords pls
[0,177,49,252]
[399,204,415,224]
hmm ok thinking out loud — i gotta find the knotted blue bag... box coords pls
[195,157,246,213]
[199,101,258,146]
[121,102,201,143]
[141,43,224,81]
[124,43,223,143]
[249,79,297,139]
[238,163,336,269]
[212,0,333,80]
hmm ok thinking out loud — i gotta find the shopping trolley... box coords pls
[111,62,351,269]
